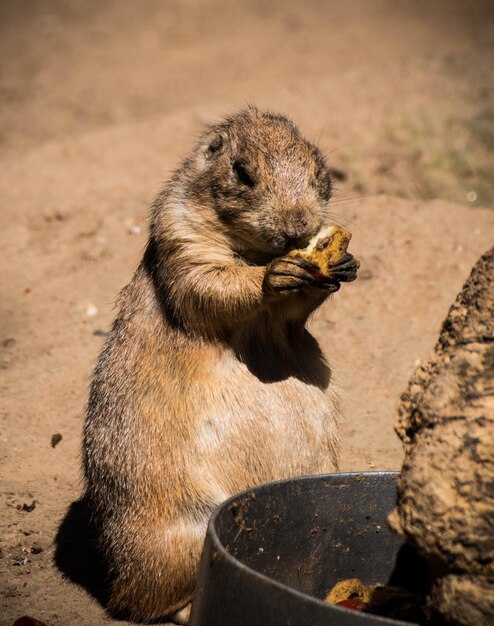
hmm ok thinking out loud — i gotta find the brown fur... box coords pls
[82,107,357,623]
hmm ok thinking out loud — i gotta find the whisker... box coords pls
[325,142,359,155]
[330,195,369,205]
[328,210,356,222]
[326,215,355,228]
[316,124,326,145]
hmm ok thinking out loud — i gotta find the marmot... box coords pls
[82,106,359,624]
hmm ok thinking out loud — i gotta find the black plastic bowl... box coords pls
[190,472,428,626]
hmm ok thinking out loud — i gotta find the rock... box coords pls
[391,246,494,626]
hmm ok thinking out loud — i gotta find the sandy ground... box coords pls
[1,1,493,624]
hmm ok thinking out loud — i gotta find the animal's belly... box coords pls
[191,354,340,497]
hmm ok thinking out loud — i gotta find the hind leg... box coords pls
[106,515,206,623]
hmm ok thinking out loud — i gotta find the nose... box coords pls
[282,208,320,251]
[283,234,309,251]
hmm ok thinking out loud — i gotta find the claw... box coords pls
[315,281,341,293]
[284,256,320,272]
[325,255,360,283]
[327,252,354,268]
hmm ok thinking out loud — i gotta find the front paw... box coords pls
[324,253,360,284]
[263,256,319,295]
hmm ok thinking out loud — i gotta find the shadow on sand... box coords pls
[54,498,110,609]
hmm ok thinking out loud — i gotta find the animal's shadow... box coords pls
[55,500,173,624]
[54,497,111,609]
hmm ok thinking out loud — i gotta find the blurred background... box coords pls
[1,1,493,624]
[2,0,494,204]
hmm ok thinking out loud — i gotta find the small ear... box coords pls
[205,132,226,159]
[314,163,332,202]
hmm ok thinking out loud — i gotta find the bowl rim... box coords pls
[204,470,415,626]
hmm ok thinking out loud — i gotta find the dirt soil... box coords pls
[1,1,493,624]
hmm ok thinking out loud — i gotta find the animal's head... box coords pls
[188,107,333,256]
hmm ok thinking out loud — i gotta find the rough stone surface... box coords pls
[391,247,494,626]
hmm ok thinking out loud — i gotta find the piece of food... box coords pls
[289,225,352,277]
[325,578,372,605]
[325,579,430,621]
[13,617,48,626]
[335,599,370,611]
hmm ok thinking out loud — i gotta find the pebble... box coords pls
[93,329,109,337]
[19,501,37,513]
[51,433,62,448]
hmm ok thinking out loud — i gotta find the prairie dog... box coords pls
[82,106,359,623]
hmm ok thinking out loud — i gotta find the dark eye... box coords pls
[233,161,255,188]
